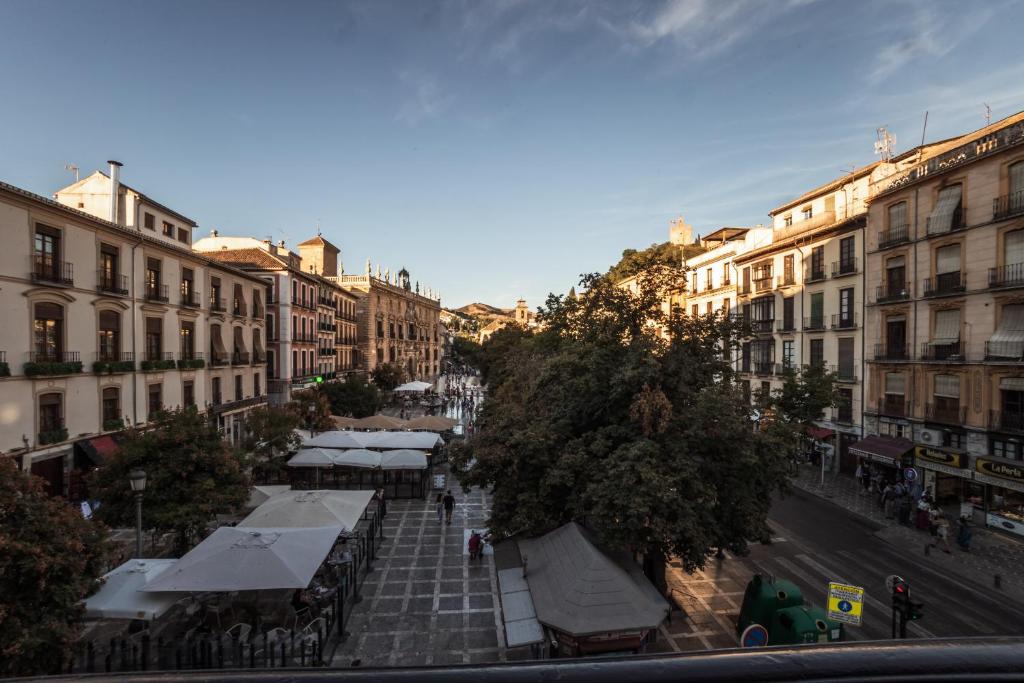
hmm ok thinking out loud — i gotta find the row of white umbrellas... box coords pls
[288,448,427,470]
[301,429,443,450]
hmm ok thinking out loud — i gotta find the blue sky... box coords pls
[2,0,1022,309]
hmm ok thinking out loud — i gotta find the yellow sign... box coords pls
[915,447,963,468]
[827,582,864,626]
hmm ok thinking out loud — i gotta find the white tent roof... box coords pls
[396,380,433,392]
[246,485,291,509]
[302,431,364,449]
[238,490,374,530]
[380,449,429,470]
[332,448,386,468]
[356,430,444,450]
[288,448,338,468]
[84,559,179,621]
[143,526,341,593]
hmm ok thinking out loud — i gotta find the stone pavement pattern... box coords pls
[329,480,505,667]
[792,466,1024,603]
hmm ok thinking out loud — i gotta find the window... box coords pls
[989,304,1024,359]
[742,266,750,293]
[810,246,825,280]
[254,373,262,397]
[722,298,730,314]
[888,201,907,231]
[692,304,699,317]
[102,387,120,426]
[292,350,298,377]
[144,212,155,230]
[706,301,713,315]
[839,288,854,326]
[782,340,794,368]
[183,380,194,407]
[162,221,174,237]
[33,225,64,283]
[722,263,731,285]
[751,296,774,327]
[932,374,961,422]
[741,380,751,403]
[99,310,120,360]
[884,372,906,416]
[886,315,907,358]
[782,297,794,330]
[705,268,713,290]
[1012,161,1024,198]
[180,321,195,359]
[837,388,853,423]
[809,292,824,328]
[759,381,771,406]
[930,309,961,359]
[935,244,961,280]
[783,255,794,284]
[210,324,227,363]
[177,228,189,243]
[99,244,119,292]
[802,206,813,220]
[148,383,162,418]
[146,257,162,299]
[39,393,63,435]
[942,430,965,450]
[145,317,162,360]
[839,236,855,273]
[885,256,906,298]
[211,276,222,309]
[33,302,63,360]
[809,338,824,367]
[212,377,222,405]
[233,283,246,316]
[784,214,793,227]
[235,375,243,401]
[991,437,1023,461]
[928,184,964,234]
[838,338,854,381]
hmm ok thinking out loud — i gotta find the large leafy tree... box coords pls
[289,388,334,432]
[321,377,383,418]
[478,325,532,387]
[370,363,405,391]
[0,458,114,677]
[89,408,249,553]
[606,241,705,283]
[453,264,794,577]
[242,406,302,483]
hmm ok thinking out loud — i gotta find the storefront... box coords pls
[913,446,980,516]
[973,456,1024,537]
[849,435,914,481]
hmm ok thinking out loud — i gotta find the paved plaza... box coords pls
[329,477,506,667]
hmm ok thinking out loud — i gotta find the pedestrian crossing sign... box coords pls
[827,582,864,625]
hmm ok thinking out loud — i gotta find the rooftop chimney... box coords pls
[107,160,122,224]
[278,240,286,249]
[211,229,219,237]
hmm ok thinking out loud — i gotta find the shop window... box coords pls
[941,430,964,450]
[991,437,1023,461]
[836,388,853,423]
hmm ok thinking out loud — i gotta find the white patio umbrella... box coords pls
[287,448,339,468]
[302,431,364,449]
[380,449,429,470]
[332,448,384,468]
[238,490,374,530]
[358,430,443,450]
[246,485,291,509]
[395,380,433,392]
[84,559,178,620]
[142,526,341,593]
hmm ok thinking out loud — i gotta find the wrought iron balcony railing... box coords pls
[803,316,826,332]
[922,272,966,297]
[878,223,909,250]
[96,270,128,296]
[994,190,1024,221]
[145,283,169,302]
[873,343,910,361]
[31,255,73,285]
[180,289,202,308]
[989,263,1024,289]
[831,258,858,277]
[920,341,964,361]
[875,281,910,304]
[925,402,966,426]
[831,313,858,330]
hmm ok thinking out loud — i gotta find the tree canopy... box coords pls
[89,408,249,552]
[242,405,302,483]
[606,241,705,283]
[371,363,405,391]
[452,264,799,573]
[322,376,383,418]
[0,458,114,677]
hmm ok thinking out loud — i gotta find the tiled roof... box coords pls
[297,235,340,251]
[203,248,287,270]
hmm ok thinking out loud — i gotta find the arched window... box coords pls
[98,310,120,360]
[33,302,63,360]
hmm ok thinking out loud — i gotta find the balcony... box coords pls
[989,409,1024,433]
[93,351,135,374]
[750,319,774,334]
[253,350,267,364]
[25,351,83,376]
[181,289,202,308]
[253,305,265,319]
[753,277,773,293]
[993,190,1024,221]
[774,362,797,375]
[209,351,229,367]
[803,316,826,332]
[989,263,1024,290]
[38,420,68,445]
[145,283,169,303]
[923,272,966,298]
[210,297,226,313]
[776,275,796,289]
[141,352,176,372]
[831,258,858,278]
[96,271,129,296]
[318,347,333,356]
[177,351,206,369]
[925,402,966,426]
[753,361,774,376]
[805,267,826,284]
[925,206,967,236]
[878,397,909,419]
[232,351,251,365]
[873,343,910,361]
[878,224,909,250]
[773,209,837,241]
[830,313,858,330]
[233,299,248,318]
[875,281,910,304]
[776,320,797,333]
[920,341,965,362]
[267,330,279,342]
[31,255,74,286]
[294,333,317,343]
[829,364,858,383]
[738,283,751,296]
[318,322,335,332]
[985,340,1024,361]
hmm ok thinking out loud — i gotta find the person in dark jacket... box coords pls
[443,490,456,525]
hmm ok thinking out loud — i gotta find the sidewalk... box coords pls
[790,466,1024,605]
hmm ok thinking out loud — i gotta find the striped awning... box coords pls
[928,185,962,234]
[932,309,960,345]
[934,374,960,398]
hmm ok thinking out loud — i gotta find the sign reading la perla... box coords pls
[976,457,1024,483]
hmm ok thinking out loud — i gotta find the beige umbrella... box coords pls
[405,415,458,431]
[352,414,407,430]
[331,415,359,429]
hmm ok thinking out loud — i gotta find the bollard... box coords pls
[995,574,1002,589]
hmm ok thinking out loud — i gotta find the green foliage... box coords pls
[322,377,382,418]
[770,363,840,427]
[371,363,405,391]
[606,241,705,283]
[38,427,69,444]
[242,406,302,483]
[176,358,206,370]
[478,325,532,387]
[89,408,249,553]
[454,264,794,571]
[288,388,334,432]
[93,360,135,374]
[0,458,114,677]
[140,359,176,372]
[103,417,125,431]
[451,336,484,369]
[23,361,83,376]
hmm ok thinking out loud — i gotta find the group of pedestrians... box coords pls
[856,460,972,553]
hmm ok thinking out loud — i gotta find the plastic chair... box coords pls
[225,623,252,645]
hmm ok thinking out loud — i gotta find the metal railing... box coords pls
[878,223,909,249]
[776,274,795,288]
[831,313,858,330]
[210,297,226,312]
[750,319,774,334]
[926,205,967,235]
[830,363,858,383]
[145,283,169,302]
[990,409,1024,433]
[876,281,910,304]
[831,258,858,277]
[994,190,1024,221]
[753,277,773,292]
[145,351,175,362]
[180,289,202,308]
[753,361,774,376]
[920,341,964,361]
[873,343,910,361]
[97,270,128,295]
[878,397,909,418]
[210,351,229,366]
[923,272,966,297]
[989,263,1024,289]
[178,350,204,361]
[776,319,797,332]
[232,351,251,365]
[925,402,966,426]
[803,316,826,331]
[96,351,134,362]
[233,299,248,317]
[31,254,74,285]
[805,267,826,283]
[29,350,80,363]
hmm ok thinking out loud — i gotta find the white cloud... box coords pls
[395,70,454,125]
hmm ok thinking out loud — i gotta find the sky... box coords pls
[2,0,1023,310]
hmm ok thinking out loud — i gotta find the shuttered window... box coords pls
[1006,229,1024,266]
[928,185,963,233]
[1011,162,1024,196]
[933,309,961,344]
[888,201,907,229]
[936,245,961,274]
[934,374,960,399]
[885,372,905,395]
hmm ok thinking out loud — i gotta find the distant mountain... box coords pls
[453,302,512,317]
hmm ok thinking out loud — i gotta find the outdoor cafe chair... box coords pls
[225,622,252,645]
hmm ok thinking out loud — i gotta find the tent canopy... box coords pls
[288,448,338,468]
[395,381,433,392]
[84,559,179,621]
[351,415,406,430]
[330,415,360,429]
[357,430,444,450]
[380,449,429,470]
[405,415,458,431]
[246,485,291,509]
[143,526,341,593]
[238,490,374,530]
[303,431,364,449]
[330,448,382,468]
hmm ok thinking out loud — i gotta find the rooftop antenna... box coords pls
[874,127,895,162]
[984,103,991,126]
[316,219,321,236]
[64,163,79,182]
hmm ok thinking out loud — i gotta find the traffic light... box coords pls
[315,375,324,384]
[891,577,924,638]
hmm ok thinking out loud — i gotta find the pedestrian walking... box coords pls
[956,515,972,551]
[468,530,483,561]
[916,493,933,530]
[860,463,871,492]
[882,482,896,519]
[443,489,456,525]
[435,493,444,524]
[929,513,952,554]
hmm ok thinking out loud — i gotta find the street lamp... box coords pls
[128,468,147,557]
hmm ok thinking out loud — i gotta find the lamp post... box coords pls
[128,468,147,557]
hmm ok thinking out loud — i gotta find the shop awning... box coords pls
[807,427,834,441]
[76,435,120,467]
[849,435,914,467]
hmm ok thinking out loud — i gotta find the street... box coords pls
[663,487,1024,650]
